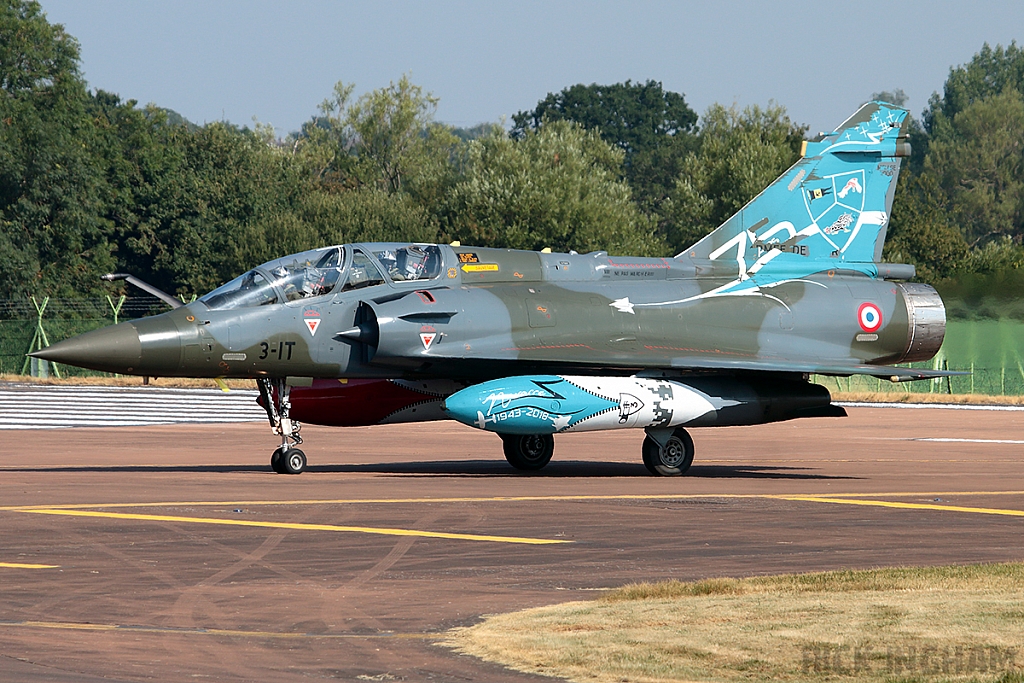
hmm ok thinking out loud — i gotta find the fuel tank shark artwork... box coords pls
[34,102,956,476]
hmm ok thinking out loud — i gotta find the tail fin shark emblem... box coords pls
[674,101,910,303]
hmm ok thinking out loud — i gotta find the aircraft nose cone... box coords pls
[30,322,142,374]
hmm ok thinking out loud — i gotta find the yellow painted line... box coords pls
[796,490,1024,499]
[6,490,1024,512]
[0,562,58,569]
[18,509,569,545]
[782,496,1024,518]
[0,619,433,640]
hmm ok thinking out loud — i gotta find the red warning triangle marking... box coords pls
[419,332,436,350]
[304,319,321,336]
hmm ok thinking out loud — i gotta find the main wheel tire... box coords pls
[281,448,307,475]
[642,428,694,476]
[270,447,286,474]
[501,434,554,471]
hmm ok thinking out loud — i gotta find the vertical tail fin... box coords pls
[682,101,911,283]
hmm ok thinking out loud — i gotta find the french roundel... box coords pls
[858,302,883,333]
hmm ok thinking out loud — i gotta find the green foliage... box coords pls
[660,103,806,253]
[297,186,436,247]
[446,121,661,256]
[85,93,311,296]
[0,0,78,95]
[923,88,1024,248]
[296,76,461,200]
[451,122,501,143]
[883,172,970,282]
[925,41,1024,136]
[512,80,698,214]
[2,4,1022,309]
[0,0,114,300]
[511,79,696,154]
[883,44,1024,288]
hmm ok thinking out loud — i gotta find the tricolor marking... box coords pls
[857,302,882,332]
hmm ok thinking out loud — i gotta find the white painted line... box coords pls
[0,385,266,429]
[913,438,1024,444]
[838,402,1024,412]
[0,405,264,415]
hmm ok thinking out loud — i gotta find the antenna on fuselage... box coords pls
[101,273,183,309]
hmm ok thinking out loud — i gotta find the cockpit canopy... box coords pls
[199,244,443,311]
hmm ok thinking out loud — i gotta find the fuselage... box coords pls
[47,242,944,383]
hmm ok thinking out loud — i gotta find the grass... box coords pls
[0,373,256,390]
[832,391,1024,406]
[443,563,1024,682]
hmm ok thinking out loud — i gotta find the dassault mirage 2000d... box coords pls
[34,102,956,476]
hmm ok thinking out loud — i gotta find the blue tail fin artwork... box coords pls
[681,101,911,294]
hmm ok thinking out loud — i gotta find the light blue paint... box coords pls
[685,102,908,295]
[442,375,617,434]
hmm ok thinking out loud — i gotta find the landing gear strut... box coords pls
[258,378,306,474]
[642,427,694,476]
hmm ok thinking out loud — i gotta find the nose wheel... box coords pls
[258,378,306,474]
[271,446,307,474]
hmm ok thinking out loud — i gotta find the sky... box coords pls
[41,0,1024,137]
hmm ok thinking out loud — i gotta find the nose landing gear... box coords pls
[258,378,306,474]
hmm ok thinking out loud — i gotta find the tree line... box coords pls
[2,0,1023,303]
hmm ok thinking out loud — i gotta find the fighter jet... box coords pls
[33,102,956,475]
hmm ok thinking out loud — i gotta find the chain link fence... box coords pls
[817,319,1024,396]
[0,297,168,376]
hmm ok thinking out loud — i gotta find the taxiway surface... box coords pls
[2,405,1023,681]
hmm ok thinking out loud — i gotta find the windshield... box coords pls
[374,245,443,281]
[341,250,385,291]
[200,246,346,310]
[199,270,279,310]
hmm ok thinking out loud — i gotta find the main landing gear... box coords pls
[258,378,306,474]
[642,427,695,476]
[494,429,695,476]
[500,433,554,471]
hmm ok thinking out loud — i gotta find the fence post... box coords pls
[21,296,61,379]
[105,294,127,378]
[106,294,126,326]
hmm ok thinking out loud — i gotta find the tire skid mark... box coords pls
[318,511,443,632]
[165,504,329,631]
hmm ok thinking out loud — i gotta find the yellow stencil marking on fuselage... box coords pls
[18,508,569,545]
